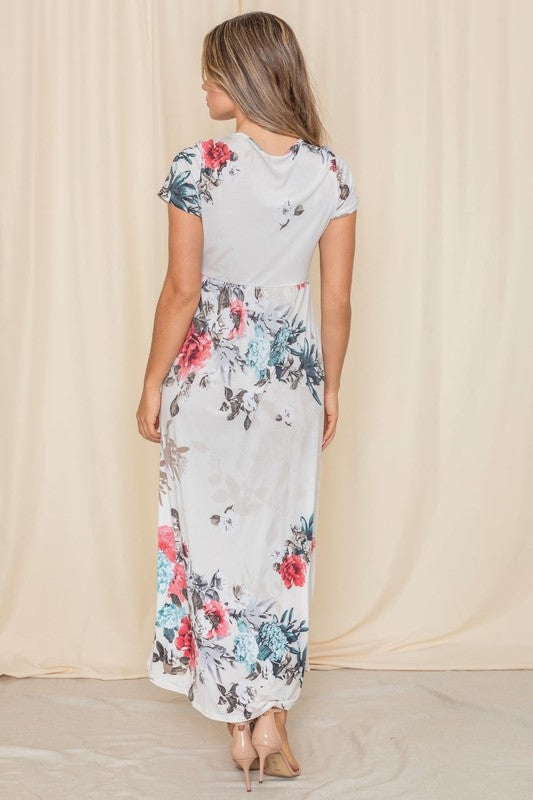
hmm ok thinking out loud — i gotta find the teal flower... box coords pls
[245,337,270,373]
[269,326,291,366]
[233,620,259,672]
[156,602,185,630]
[290,338,325,404]
[256,621,288,661]
[157,550,174,594]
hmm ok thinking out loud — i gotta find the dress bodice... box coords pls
[157,131,358,287]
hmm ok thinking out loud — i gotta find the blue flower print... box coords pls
[156,602,186,630]
[269,325,291,366]
[233,619,260,672]
[157,147,202,217]
[256,621,288,661]
[157,550,175,594]
[245,328,271,378]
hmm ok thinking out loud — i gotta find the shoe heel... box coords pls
[234,755,256,791]
[231,721,258,792]
[251,708,300,779]
[254,743,277,783]
[251,709,284,782]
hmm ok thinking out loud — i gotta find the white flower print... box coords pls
[212,570,228,592]
[235,683,253,705]
[275,199,305,229]
[270,546,283,562]
[276,405,295,426]
[275,199,293,227]
[242,388,264,414]
[225,162,243,184]
[211,504,241,534]
[217,306,239,338]
[232,584,251,606]
[222,506,240,534]
[193,610,210,641]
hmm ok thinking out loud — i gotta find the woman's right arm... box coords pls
[317,209,357,449]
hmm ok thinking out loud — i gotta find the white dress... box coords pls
[147,131,358,722]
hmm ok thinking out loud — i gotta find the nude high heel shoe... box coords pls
[251,708,301,782]
[230,720,259,792]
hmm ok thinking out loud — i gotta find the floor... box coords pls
[1,669,532,799]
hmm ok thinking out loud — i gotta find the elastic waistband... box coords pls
[201,271,309,290]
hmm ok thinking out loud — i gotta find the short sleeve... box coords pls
[329,151,358,219]
[157,143,203,218]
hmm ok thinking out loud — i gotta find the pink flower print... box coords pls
[330,157,337,172]
[168,562,187,604]
[175,615,198,669]
[201,139,233,171]
[297,282,306,290]
[279,554,307,588]
[177,324,212,379]
[228,298,247,339]
[158,525,176,561]
[203,599,231,639]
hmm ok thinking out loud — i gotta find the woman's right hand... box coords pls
[322,389,339,450]
[136,384,162,444]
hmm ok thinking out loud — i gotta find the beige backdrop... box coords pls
[1,0,532,680]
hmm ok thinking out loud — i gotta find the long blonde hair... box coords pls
[201,11,327,147]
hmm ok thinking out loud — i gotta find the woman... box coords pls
[136,10,358,791]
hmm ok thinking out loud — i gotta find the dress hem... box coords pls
[148,673,301,724]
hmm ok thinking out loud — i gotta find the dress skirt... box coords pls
[147,271,325,722]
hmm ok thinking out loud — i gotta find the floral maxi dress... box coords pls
[147,131,358,722]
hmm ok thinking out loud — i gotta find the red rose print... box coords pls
[177,324,212,379]
[297,282,306,290]
[279,554,307,588]
[169,562,187,604]
[228,298,247,339]
[203,599,231,639]
[175,615,198,669]
[158,525,176,561]
[201,139,233,171]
